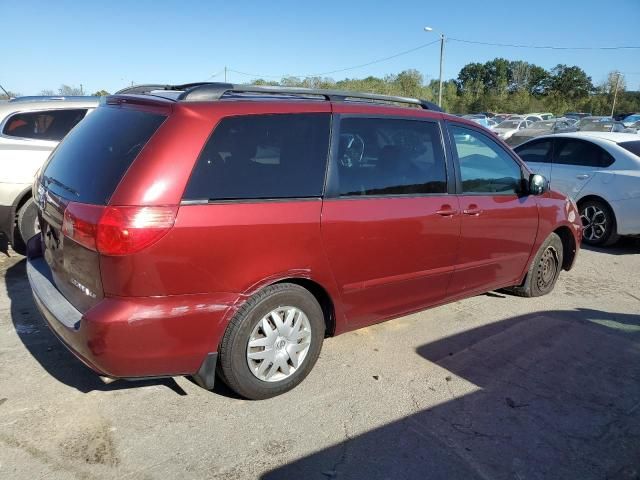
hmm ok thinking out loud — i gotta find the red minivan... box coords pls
[27,83,582,399]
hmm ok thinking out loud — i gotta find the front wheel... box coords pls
[506,232,564,298]
[218,283,325,400]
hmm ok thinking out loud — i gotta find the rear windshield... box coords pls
[619,141,640,157]
[42,106,166,204]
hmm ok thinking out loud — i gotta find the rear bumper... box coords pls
[26,237,237,380]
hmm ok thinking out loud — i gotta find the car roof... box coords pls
[113,82,443,113]
[0,97,100,116]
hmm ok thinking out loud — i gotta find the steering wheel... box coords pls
[339,134,365,167]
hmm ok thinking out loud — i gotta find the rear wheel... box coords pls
[579,199,619,247]
[12,199,40,255]
[507,232,564,298]
[218,283,325,400]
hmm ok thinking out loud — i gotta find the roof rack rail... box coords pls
[115,82,442,111]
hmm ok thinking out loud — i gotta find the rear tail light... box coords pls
[62,203,178,255]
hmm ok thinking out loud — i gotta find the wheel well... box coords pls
[15,190,32,214]
[554,226,576,271]
[274,278,336,337]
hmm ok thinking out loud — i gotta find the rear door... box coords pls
[321,113,460,328]
[549,138,615,198]
[447,123,538,296]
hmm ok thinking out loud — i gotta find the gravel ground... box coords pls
[0,240,639,480]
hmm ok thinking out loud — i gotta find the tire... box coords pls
[579,199,619,247]
[507,232,564,298]
[218,283,325,400]
[11,199,38,255]
[14,199,40,255]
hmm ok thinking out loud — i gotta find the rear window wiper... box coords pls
[43,175,80,197]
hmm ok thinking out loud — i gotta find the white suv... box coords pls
[0,96,98,253]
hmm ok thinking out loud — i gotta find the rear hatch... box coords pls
[35,104,167,313]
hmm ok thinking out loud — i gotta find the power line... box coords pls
[217,37,639,83]
[448,38,640,50]
[227,39,440,80]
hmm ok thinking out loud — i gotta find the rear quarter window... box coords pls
[619,141,640,157]
[2,109,88,141]
[42,106,166,204]
[183,113,330,201]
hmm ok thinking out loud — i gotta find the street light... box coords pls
[424,26,445,108]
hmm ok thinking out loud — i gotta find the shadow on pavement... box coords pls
[5,259,187,395]
[582,237,640,256]
[262,309,640,480]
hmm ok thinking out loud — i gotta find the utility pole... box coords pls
[80,83,83,95]
[438,33,445,108]
[424,27,446,108]
[611,72,621,117]
[224,66,227,83]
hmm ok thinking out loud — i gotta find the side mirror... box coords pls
[529,173,548,196]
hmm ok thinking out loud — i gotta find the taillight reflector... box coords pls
[62,203,177,256]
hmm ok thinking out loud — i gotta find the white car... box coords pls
[493,119,532,140]
[0,97,99,253]
[514,132,640,246]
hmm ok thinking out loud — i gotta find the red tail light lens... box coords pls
[62,203,104,251]
[96,206,178,255]
[62,203,177,256]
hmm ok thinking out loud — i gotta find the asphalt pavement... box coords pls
[1,240,639,480]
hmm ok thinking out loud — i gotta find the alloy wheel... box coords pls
[581,205,607,242]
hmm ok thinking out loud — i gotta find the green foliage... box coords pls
[241,59,638,116]
[92,90,110,96]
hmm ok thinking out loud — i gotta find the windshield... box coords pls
[497,121,520,129]
[623,114,640,123]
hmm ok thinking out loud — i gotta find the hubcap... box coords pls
[537,247,558,290]
[246,306,312,382]
[580,205,607,242]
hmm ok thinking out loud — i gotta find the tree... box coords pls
[40,89,55,96]
[456,62,486,95]
[526,65,549,96]
[483,58,511,94]
[92,90,111,96]
[548,65,593,100]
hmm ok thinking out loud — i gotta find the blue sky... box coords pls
[2,0,639,95]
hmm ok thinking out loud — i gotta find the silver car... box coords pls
[505,118,577,147]
[0,96,99,253]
